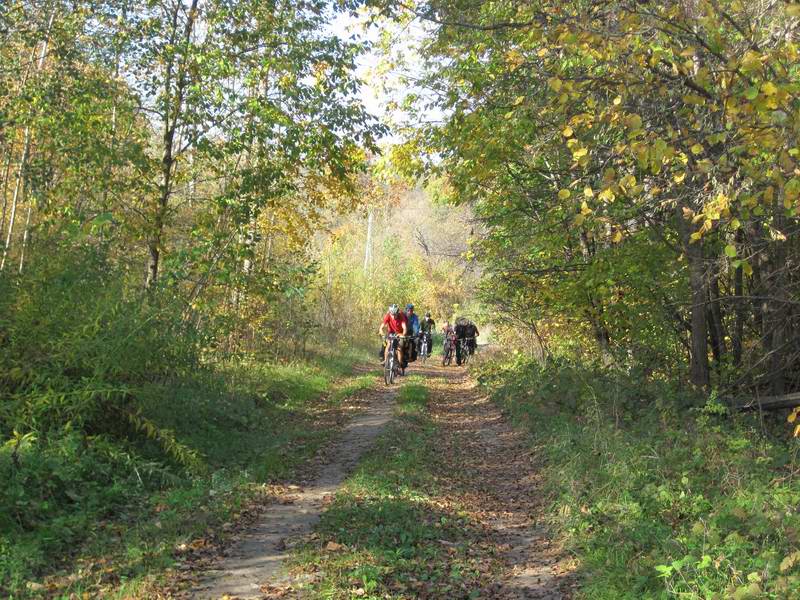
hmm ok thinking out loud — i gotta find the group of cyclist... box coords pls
[378,303,479,373]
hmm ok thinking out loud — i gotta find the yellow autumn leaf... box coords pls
[788,409,799,423]
[762,81,778,96]
[626,114,643,130]
[795,423,800,437]
[506,50,524,68]
[598,188,616,202]
[696,159,713,173]
[562,126,574,137]
[690,143,704,155]
[584,186,594,198]
[558,189,571,200]
[740,50,762,72]
[548,77,563,92]
[573,147,588,159]
[580,201,592,216]
[674,171,686,183]
[683,93,706,106]
[573,213,585,227]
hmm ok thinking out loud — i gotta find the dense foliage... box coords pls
[387,0,800,395]
[0,0,385,593]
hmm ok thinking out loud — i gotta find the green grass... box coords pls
[289,378,491,598]
[0,347,375,598]
[331,373,381,404]
[477,356,800,600]
[396,376,429,415]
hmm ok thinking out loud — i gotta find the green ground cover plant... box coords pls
[477,356,800,600]
[0,272,373,600]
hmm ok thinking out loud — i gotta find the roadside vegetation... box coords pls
[478,356,800,599]
[379,2,800,596]
[1,323,373,597]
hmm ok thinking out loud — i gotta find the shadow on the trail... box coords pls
[288,398,495,597]
[398,361,468,381]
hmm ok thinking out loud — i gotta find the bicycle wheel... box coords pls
[442,346,451,366]
[384,351,393,385]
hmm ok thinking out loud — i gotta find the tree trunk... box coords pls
[0,151,13,238]
[18,202,33,273]
[145,0,199,289]
[675,202,710,388]
[732,230,744,367]
[1,129,30,271]
[707,266,726,368]
[767,196,788,395]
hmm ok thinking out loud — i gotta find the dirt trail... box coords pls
[420,361,576,599]
[192,388,396,599]
[190,359,573,599]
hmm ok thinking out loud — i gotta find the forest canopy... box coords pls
[380,0,800,397]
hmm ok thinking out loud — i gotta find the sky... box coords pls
[327,8,437,145]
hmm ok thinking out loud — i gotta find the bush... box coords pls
[0,246,200,437]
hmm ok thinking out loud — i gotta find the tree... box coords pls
[386,0,800,392]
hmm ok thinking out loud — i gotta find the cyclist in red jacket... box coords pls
[378,304,409,368]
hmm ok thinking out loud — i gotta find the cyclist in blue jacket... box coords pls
[405,303,420,362]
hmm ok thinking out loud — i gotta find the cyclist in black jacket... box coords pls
[419,312,435,358]
[454,317,479,365]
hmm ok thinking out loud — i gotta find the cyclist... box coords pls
[405,303,420,362]
[442,321,456,361]
[378,304,408,367]
[454,317,480,365]
[419,312,436,358]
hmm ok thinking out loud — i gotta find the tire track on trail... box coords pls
[423,362,577,599]
[191,381,396,599]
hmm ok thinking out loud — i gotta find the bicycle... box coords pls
[383,334,405,385]
[442,335,456,366]
[458,337,475,366]
[419,333,430,363]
